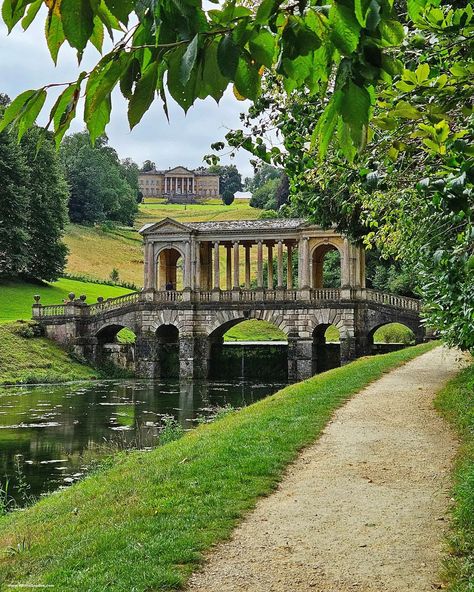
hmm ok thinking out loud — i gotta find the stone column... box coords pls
[267,243,273,289]
[244,244,251,289]
[149,243,156,290]
[135,334,159,378]
[195,241,201,290]
[213,241,220,290]
[287,244,293,288]
[143,240,151,289]
[277,240,284,289]
[233,241,240,289]
[287,335,313,382]
[301,237,310,288]
[184,241,192,291]
[226,245,232,290]
[257,241,263,288]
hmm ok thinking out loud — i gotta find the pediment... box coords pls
[166,166,193,176]
[139,218,192,235]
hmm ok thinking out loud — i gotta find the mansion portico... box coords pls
[139,166,220,202]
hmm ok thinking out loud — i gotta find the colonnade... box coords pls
[165,176,195,194]
[197,239,298,290]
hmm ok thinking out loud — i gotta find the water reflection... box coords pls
[0,379,283,503]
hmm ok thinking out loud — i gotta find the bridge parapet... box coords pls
[32,287,421,322]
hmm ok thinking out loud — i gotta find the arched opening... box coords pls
[312,244,341,288]
[156,324,179,378]
[96,324,136,373]
[312,324,341,374]
[209,318,288,381]
[369,322,415,355]
[156,248,183,291]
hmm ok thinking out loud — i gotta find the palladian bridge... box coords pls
[33,218,423,381]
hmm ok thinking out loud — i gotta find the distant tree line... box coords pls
[246,163,289,211]
[0,94,140,283]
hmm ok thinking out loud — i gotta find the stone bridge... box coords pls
[33,218,423,381]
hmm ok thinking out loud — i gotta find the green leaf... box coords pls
[234,56,261,101]
[45,9,65,64]
[379,19,404,46]
[415,62,430,83]
[85,53,128,123]
[21,0,41,30]
[60,0,94,53]
[255,0,281,25]
[17,89,46,140]
[311,89,343,158]
[120,57,141,100]
[180,34,199,85]
[2,0,32,32]
[103,0,135,24]
[0,89,36,133]
[341,81,371,150]
[393,100,422,119]
[167,45,199,112]
[87,94,112,144]
[90,16,104,53]
[217,34,240,78]
[407,0,427,22]
[329,4,361,55]
[354,0,371,27]
[128,61,158,129]
[249,29,275,68]
[198,40,228,102]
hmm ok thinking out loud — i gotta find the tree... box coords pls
[60,133,138,226]
[21,127,69,281]
[208,165,242,196]
[141,160,156,172]
[249,177,280,209]
[245,164,281,193]
[121,158,141,203]
[0,111,29,277]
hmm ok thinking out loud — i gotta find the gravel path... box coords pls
[187,347,468,592]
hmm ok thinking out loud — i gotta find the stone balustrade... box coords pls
[32,287,421,320]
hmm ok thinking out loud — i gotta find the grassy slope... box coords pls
[64,199,260,286]
[435,361,474,591]
[0,343,436,591]
[0,278,132,324]
[0,323,98,385]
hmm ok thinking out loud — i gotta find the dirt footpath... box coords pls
[187,347,468,592]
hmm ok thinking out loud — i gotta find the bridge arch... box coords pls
[206,308,291,342]
[155,323,180,378]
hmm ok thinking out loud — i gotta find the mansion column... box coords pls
[226,245,232,290]
[257,241,263,288]
[277,240,284,289]
[233,241,240,289]
[244,244,251,289]
[267,243,273,289]
[213,242,220,290]
[287,243,293,289]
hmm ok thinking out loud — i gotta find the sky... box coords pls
[0,13,256,178]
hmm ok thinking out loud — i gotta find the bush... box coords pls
[222,190,235,205]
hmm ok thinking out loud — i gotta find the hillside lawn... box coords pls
[0,278,132,324]
[0,342,437,591]
[0,323,98,385]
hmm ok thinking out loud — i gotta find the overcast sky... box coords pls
[0,14,256,178]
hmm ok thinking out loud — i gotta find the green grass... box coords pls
[0,278,132,323]
[435,361,474,591]
[0,323,98,385]
[224,320,287,341]
[0,342,436,590]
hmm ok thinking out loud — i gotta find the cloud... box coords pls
[0,16,255,177]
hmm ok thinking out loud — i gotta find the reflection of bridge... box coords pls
[33,218,423,381]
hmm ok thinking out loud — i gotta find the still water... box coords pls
[0,379,284,503]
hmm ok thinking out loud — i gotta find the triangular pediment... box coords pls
[139,218,192,235]
[165,166,194,175]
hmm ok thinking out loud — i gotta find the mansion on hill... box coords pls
[139,166,220,202]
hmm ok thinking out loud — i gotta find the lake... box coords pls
[0,379,285,505]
